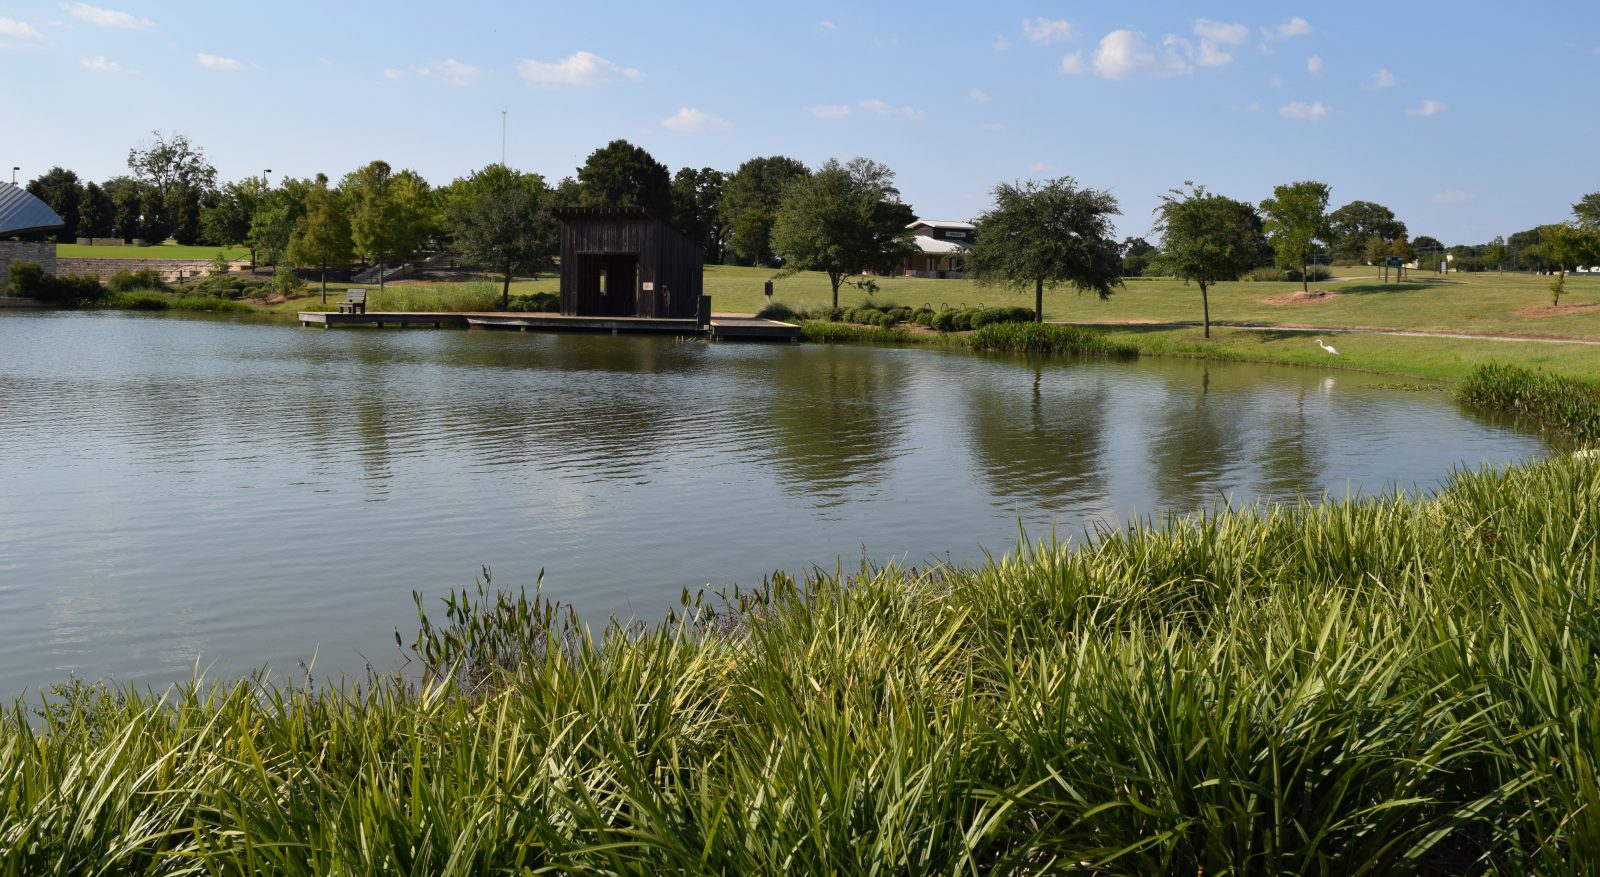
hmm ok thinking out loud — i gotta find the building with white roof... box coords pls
[901,219,974,278]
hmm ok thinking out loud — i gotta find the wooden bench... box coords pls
[337,289,367,314]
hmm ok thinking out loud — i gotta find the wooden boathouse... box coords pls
[553,207,704,320]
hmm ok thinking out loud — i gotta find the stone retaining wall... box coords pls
[76,237,146,247]
[55,257,254,282]
[0,241,56,288]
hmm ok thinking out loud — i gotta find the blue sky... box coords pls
[3,1,1597,244]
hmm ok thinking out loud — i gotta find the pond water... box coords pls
[0,312,1545,700]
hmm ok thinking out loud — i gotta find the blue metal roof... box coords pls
[0,184,66,236]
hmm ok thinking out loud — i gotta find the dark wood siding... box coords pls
[554,208,704,319]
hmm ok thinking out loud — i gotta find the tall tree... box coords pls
[201,178,268,263]
[79,181,112,239]
[287,174,355,302]
[968,177,1122,322]
[344,161,436,291]
[1154,183,1266,338]
[1574,192,1600,230]
[720,156,809,266]
[671,167,728,262]
[1259,180,1330,291]
[576,140,673,218]
[1327,200,1406,262]
[25,167,82,240]
[103,177,143,242]
[138,185,172,244]
[770,157,917,309]
[446,164,558,310]
[127,131,217,246]
[249,177,311,268]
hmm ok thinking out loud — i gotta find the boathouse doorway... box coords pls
[574,253,642,317]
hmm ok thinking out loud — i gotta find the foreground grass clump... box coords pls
[970,321,1140,357]
[4,456,1600,873]
[1458,362,1600,445]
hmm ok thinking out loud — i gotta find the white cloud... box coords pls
[978,122,1004,131]
[80,55,135,73]
[1089,29,1190,78]
[63,3,150,28]
[1407,98,1448,117]
[819,20,836,31]
[1193,19,1248,45]
[662,107,729,132]
[1432,189,1474,204]
[1365,68,1398,90]
[1279,100,1331,121]
[516,50,642,86]
[1307,55,1324,75]
[969,87,990,102]
[1263,16,1313,40]
[0,16,44,42]
[1269,73,1287,89]
[196,52,243,71]
[1059,51,1086,75]
[858,98,924,119]
[417,58,485,86]
[1023,17,1076,45]
[808,104,853,118]
[383,67,405,80]
[992,34,1011,51]
[1193,39,1233,67]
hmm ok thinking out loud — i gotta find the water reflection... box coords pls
[0,312,1546,700]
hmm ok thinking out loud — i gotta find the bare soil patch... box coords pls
[1513,302,1597,318]
[1262,289,1341,306]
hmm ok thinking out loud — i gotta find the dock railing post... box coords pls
[697,295,711,328]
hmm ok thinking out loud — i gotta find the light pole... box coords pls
[9,167,16,186]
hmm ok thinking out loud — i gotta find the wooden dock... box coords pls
[297,310,799,341]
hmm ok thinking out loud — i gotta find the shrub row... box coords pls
[1457,363,1600,446]
[104,291,255,313]
[506,291,560,312]
[927,305,1035,332]
[967,321,1140,357]
[4,261,105,305]
[1244,265,1335,282]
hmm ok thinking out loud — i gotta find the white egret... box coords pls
[1315,338,1339,356]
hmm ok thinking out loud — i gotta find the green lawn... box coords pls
[253,265,1600,383]
[57,241,251,261]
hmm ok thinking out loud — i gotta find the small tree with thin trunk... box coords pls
[968,177,1122,322]
[448,170,558,310]
[1259,180,1330,291]
[1154,183,1266,339]
[1539,221,1600,306]
[770,158,916,309]
[288,174,354,303]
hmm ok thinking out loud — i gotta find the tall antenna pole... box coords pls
[501,111,507,165]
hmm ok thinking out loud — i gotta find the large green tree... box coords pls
[1154,183,1267,338]
[201,178,268,264]
[720,155,809,266]
[576,140,673,218]
[103,177,143,242]
[24,167,82,240]
[1259,180,1330,291]
[344,162,436,291]
[1327,200,1406,262]
[1574,192,1600,230]
[287,174,355,302]
[249,177,312,268]
[671,167,727,262]
[968,177,1122,322]
[444,164,558,309]
[79,181,112,239]
[127,131,217,246]
[770,157,916,309]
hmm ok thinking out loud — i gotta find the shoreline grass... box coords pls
[4,454,1598,872]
